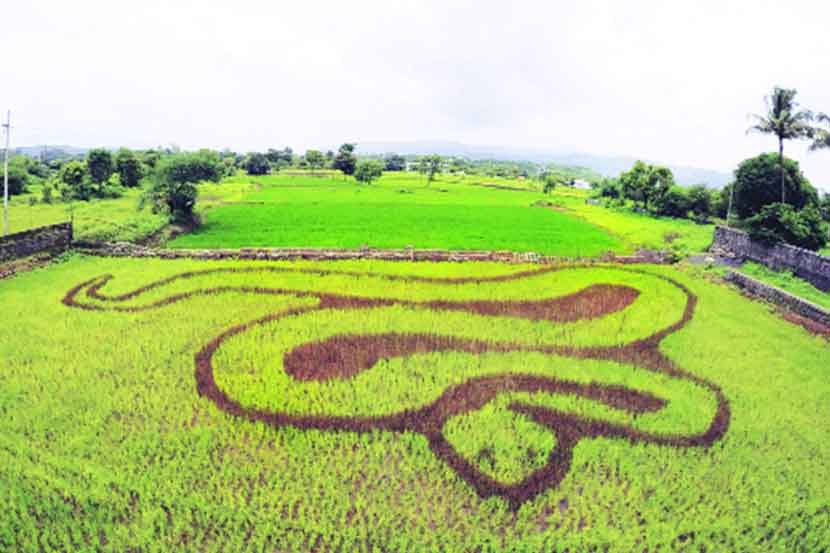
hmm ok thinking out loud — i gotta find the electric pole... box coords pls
[3,110,10,237]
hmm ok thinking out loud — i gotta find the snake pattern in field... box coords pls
[63,264,730,509]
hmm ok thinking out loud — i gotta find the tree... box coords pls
[115,148,143,188]
[305,149,325,176]
[732,153,818,219]
[384,154,406,171]
[86,148,114,184]
[60,160,94,200]
[747,87,814,203]
[820,193,830,222]
[810,113,830,152]
[152,150,223,185]
[420,154,442,185]
[244,152,271,176]
[5,157,31,196]
[354,159,384,186]
[618,161,674,210]
[745,203,828,251]
[686,185,713,220]
[651,186,690,218]
[141,152,217,224]
[540,172,566,194]
[332,143,357,177]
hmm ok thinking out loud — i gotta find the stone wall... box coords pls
[75,241,668,265]
[711,225,830,292]
[0,223,73,263]
[724,270,830,326]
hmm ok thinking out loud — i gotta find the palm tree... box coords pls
[809,113,830,152]
[747,87,813,203]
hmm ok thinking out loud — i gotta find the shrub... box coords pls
[87,148,114,184]
[41,181,55,204]
[596,178,621,200]
[619,161,674,210]
[141,152,218,224]
[820,193,830,222]
[99,174,125,199]
[4,157,30,195]
[154,150,223,186]
[354,159,384,186]
[745,203,829,251]
[651,186,690,218]
[244,153,270,176]
[732,153,818,219]
[115,148,143,187]
[141,178,198,225]
[687,185,712,219]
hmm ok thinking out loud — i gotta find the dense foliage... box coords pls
[244,152,271,176]
[745,202,828,251]
[141,152,222,223]
[332,143,357,176]
[732,153,818,219]
[353,159,383,185]
[86,148,115,184]
[4,156,32,195]
[115,148,143,188]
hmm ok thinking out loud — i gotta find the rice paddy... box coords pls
[1,255,828,551]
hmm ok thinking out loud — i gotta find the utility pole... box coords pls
[3,110,10,237]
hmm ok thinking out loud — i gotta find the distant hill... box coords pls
[13,145,87,161]
[359,141,732,188]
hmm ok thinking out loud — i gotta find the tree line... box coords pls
[592,87,830,251]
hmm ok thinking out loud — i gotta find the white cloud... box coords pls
[3,0,829,187]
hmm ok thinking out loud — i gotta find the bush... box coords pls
[87,148,114,184]
[141,152,218,224]
[354,160,384,185]
[41,181,55,204]
[745,203,828,251]
[154,150,223,186]
[596,178,622,200]
[4,157,30,195]
[244,153,270,176]
[820,193,830,222]
[732,153,818,219]
[687,185,712,219]
[99,174,125,199]
[651,186,690,218]
[115,148,143,188]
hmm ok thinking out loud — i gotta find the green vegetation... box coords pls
[5,180,256,242]
[546,188,715,255]
[169,173,624,255]
[745,202,828,251]
[747,87,814,203]
[1,256,828,551]
[735,261,830,309]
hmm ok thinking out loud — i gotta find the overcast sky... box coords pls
[3,0,829,187]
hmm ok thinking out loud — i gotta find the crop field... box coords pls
[1,256,829,551]
[168,173,625,256]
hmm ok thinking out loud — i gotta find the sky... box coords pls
[3,0,830,188]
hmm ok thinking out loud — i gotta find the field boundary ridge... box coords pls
[72,241,671,265]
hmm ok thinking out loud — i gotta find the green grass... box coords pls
[5,188,168,242]
[735,261,830,309]
[5,180,257,243]
[169,173,624,256]
[545,189,716,256]
[1,256,828,551]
